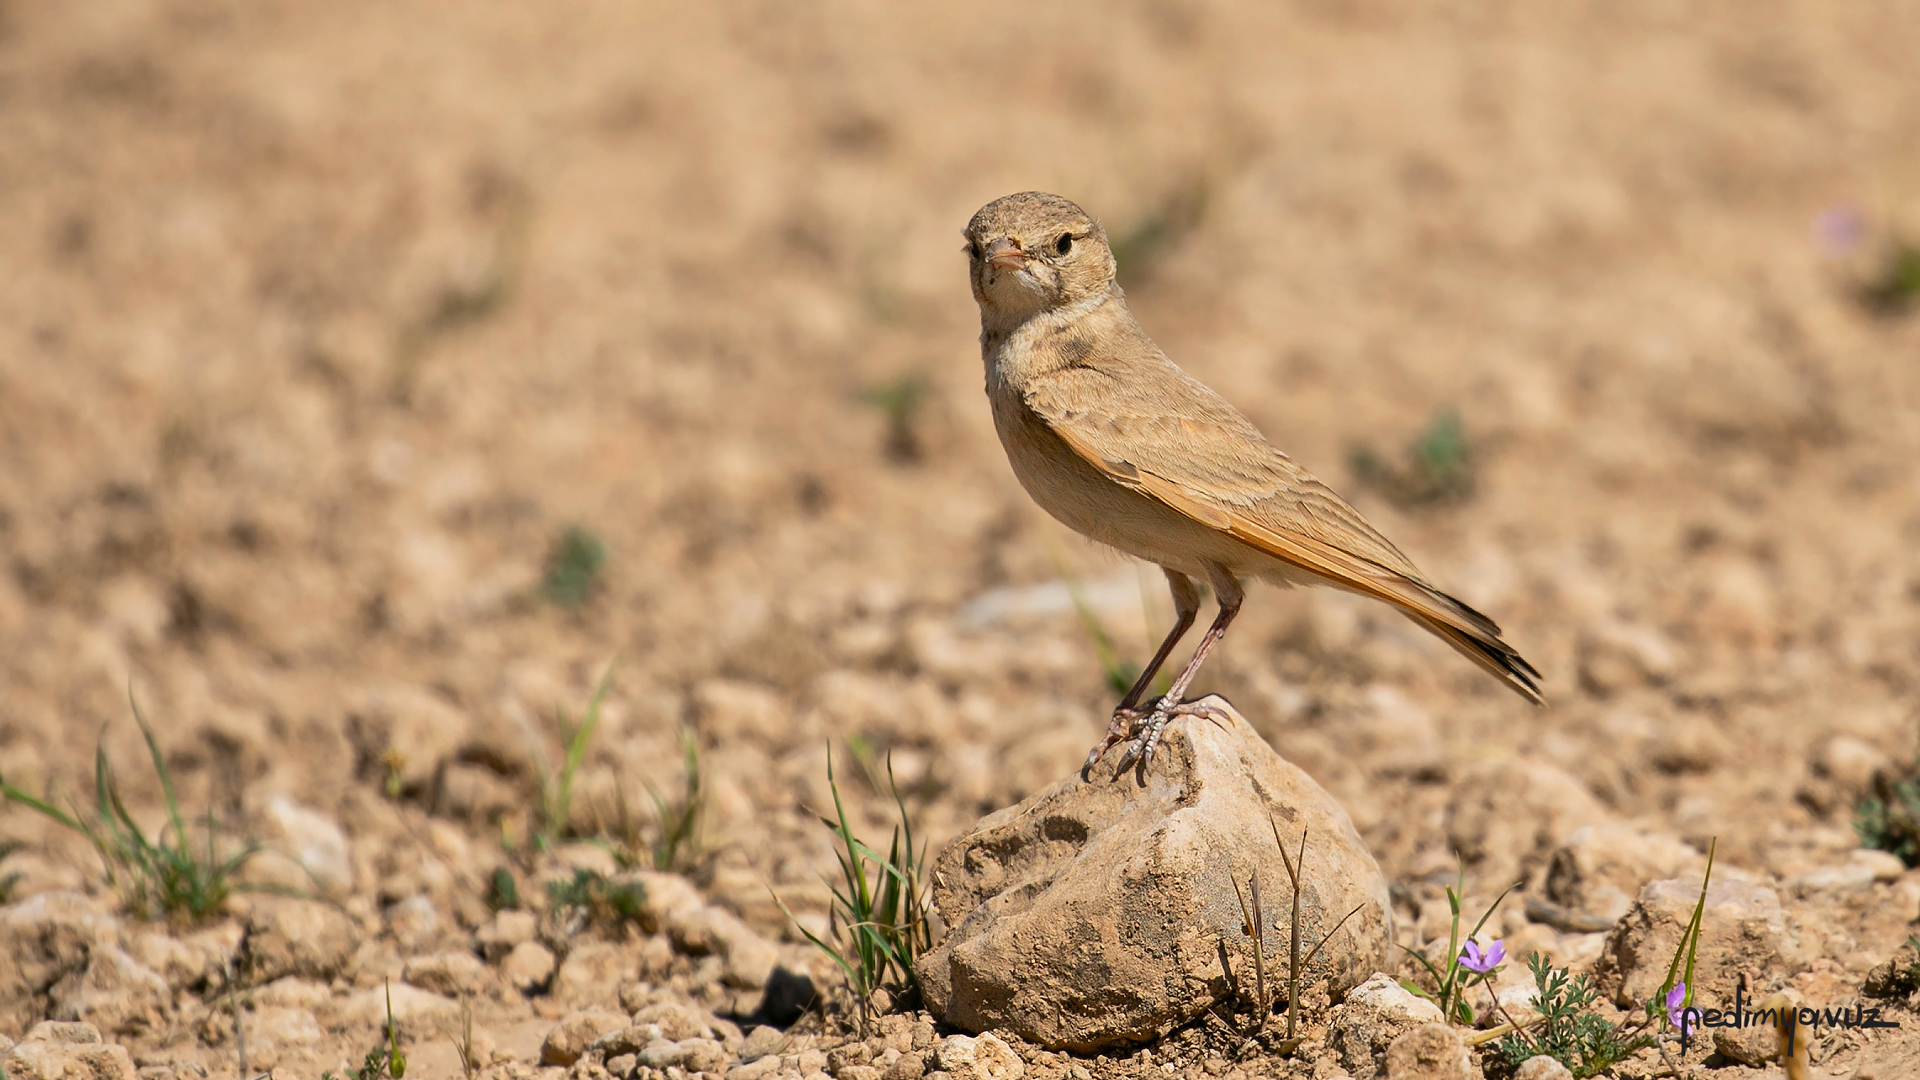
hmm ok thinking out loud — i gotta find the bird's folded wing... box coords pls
[1026,367,1543,703]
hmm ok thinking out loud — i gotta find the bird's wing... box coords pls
[1024,363,1544,704]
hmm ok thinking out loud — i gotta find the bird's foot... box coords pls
[1081,696,1231,780]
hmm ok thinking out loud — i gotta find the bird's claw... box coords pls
[1081,697,1231,780]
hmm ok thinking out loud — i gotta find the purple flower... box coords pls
[1816,204,1865,255]
[1458,939,1505,974]
[1665,982,1693,1034]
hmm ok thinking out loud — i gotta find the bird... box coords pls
[962,191,1543,778]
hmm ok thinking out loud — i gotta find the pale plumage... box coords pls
[964,191,1542,775]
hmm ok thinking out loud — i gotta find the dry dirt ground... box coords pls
[5,0,1920,1077]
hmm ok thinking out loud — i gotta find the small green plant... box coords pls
[516,662,616,856]
[1349,408,1476,508]
[324,982,407,1080]
[858,374,929,465]
[601,727,704,873]
[0,839,23,903]
[1493,953,1649,1078]
[486,866,519,911]
[541,526,607,608]
[1397,864,1518,1025]
[774,749,931,1031]
[1649,837,1717,1038]
[1860,241,1920,316]
[545,868,647,925]
[0,694,279,920]
[1857,771,1920,867]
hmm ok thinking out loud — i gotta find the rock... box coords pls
[641,1037,729,1073]
[1577,620,1678,695]
[403,950,489,996]
[243,898,358,982]
[346,683,471,791]
[500,939,556,993]
[1383,1023,1469,1080]
[1592,878,1792,1007]
[916,699,1391,1050]
[3,1021,137,1080]
[332,983,462,1037]
[741,1025,789,1061]
[729,1055,785,1080]
[607,1053,638,1078]
[385,895,442,952]
[0,892,121,1032]
[552,940,631,1003]
[1445,758,1609,894]
[541,1007,630,1065]
[933,1034,1023,1080]
[248,1006,324,1057]
[1783,849,1906,896]
[49,946,171,1036]
[1712,1022,1777,1067]
[1328,974,1444,1080]
[263,797,354,898]
[887,1052,927,1080]
[632,1000,713,1040]
[1543,824,1703,923]
[475,909,539,961]
[827,1043,871,1071]
[1512,1056,1574,1080]
[1813,736,1890,790]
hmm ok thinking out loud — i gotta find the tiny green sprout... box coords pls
[541,526,607,607]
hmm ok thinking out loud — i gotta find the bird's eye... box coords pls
[1055,233,1073,255]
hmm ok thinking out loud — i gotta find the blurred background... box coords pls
[4,0,1920,1008]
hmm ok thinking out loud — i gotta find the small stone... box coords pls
[25,1022,102,1044]
[728,1056,784,1080]
[542,1008,631,1066]
[263,797,354,897]
[828,1043,872,1071]
[476,909,539,961]
[1593,878,1790,1007]
[49,946,171,1036]
[243,898,358,982]
[1328,974,1443,1080]
[386,895,442,951]
[1383,1023,1468,1080]
[334,984,462,1037]
[1544,825,1703,923]
[552,940,631,1003]
[794,1048,830,1074]
[839,1067,883,1080]
[607,1053,638,1078]
[4,1030,137,1080]
[0,893,122,1032]
[933,1035,1023,1080]
[1711,1024,1777,1067]
[403,951,489,996]
[501,939,557,993]
[742,1026,790,1061]
[632,1001,711,1041]
[1785,849,1906,895]
[249,1006,324,1054]
[884,1051,926,1080]
[1512,1056,1574,1080]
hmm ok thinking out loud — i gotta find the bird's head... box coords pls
[964,192,1117,326]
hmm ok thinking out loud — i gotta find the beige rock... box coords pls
[263,796,354,897]
[243,898,358,981]
[933,1034,1023,1080]
[500,939,556,993]
[332,983,462,1037]
[3,1021,137,1080]
[642,1037,729,1072]
[1328,974,1443,1080]
[552,940,631,1004]
[630,870,783,988]
[345,683,470,791]
[403,950,489,996]
[541,1006,630,1065]
[1813,736,1891,790]
[49,945,171,1036]
[1577,620,1678,696]
[1544,824,1703,923]
[0,892,121,1031]
[1711,1022,1777,1067]
[916,700,1391,1050]
[475,909,539,961]
[729,1055,786,1080]
[1784,849,1906,896]
[248,1005,325,1053]
[1512,1055,1574,1080]
[740,1025,789,1061]
[1383,1023,1468,1080]
[1593,878,1792,1007]
[632,1000,713,1040]
[1445,757,1609,892]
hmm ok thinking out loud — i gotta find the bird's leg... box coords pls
[1082,569,1200,776]
[1109,565,1244,778]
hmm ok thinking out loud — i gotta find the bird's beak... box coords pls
[985,238,1030,272]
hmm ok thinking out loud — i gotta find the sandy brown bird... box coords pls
[963,191,1543,777]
